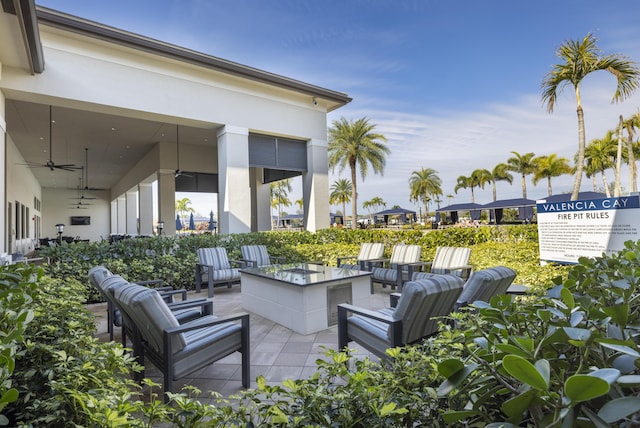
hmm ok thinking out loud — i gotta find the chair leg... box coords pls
[195,266,202,293]
[338,305,349,350]
[208,277,214,298]
[241,316,250,388]
[370,277,375,294]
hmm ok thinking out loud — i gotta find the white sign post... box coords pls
[536,195,640,264]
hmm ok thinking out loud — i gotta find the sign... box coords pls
[536,196,640,264]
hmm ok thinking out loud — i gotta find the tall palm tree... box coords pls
[471,169,492,199]
[541,33,640,200]
[409,168,442,223]
[489,163,513,201]
[533,154,572,196]
[175,197,194,230]
[270,179,292,228]
[362,196,386,223]
[454,175,479,203]
[584,135,617,197]
[295,198,304,214]
[328,117,390,229]
[329,178,352,224]
[506,151,536,199]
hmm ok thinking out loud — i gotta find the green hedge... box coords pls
[39,225,546,303]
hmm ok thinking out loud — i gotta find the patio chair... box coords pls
[454,266,516,310]
[195,247,242,297]
[389,266,516,309]
[338,274,464,359]
[424,246,473,279]
[110,276,250,399]
[337,243,385,271]
[89,266,211,342]
[370,244,424,293]
[240,245,285,268]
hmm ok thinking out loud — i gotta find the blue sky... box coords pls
[37,0,640,215]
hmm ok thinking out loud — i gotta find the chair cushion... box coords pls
[431,247,471,276]
[392,275,464,343]
[345,314,392,359]
[88,266,112,290]
[241,245,271,267]
[372,267,398,282]
[208,268,241,282]
[198,248,231,270]
[172,317,243,379]
[411,272,440,281]
[390,245,421,265]
[456,266,516,309]
[357,243,384,261]
[114,282,186,354]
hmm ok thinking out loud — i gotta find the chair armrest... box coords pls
[168,298,213,315]
[367,257,390,268]
[164,312,250,336]
[240,259,257,268]
[423,261,434,271]
[159,289,188,302]
[337,303,393,324]
[135,279,165,287]
[229,259,244,268]
[442,264,473,273]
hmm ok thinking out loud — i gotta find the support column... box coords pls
[303,138,330,232]
[138,183,153,235]
[250,167,272,231]
[157,171,176,235]
[0,89,6,252]
[110,200,118,235]
[116,196,126,234]
[217,126,251,234]
[125,190,138,235]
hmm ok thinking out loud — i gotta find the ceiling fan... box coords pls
[83,148,106,191]
[30,106,82,172]
[175,125,193,178]
[68,169,96,201]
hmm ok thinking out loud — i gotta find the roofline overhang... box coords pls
[35,6,352,108]
[2,0,45,74]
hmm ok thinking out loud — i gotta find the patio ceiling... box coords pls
[6,99,219,191]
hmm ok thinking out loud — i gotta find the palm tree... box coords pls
[329,178,352,225]
[175,197,194,230]
[409,168,442,223]
[454,175,479,203]
[533,154,572,196]
[471,169,492,199]
[541,33,640,200]
[506,151,536,199]
[446,194,454,205]
[328,117,390,229]
[363,196,386,224]
[295,198,304,214]
[584,135,617,197]
[270,179,292,228]
[489,163,513,202]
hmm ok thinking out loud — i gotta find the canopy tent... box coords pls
[175,214,183,231]
[374,207,417,225]
[188,212,196,230]
[436,202,484,223]
[537,191,607,203]
[483,198,536,224]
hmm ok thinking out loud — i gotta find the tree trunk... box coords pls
[571,103,586,200]
[626,120,637,193]
[350,163,358,229]
[521,174,527,199]
[471,187,475,204]
[614,115,623,197]
[592,176,597,192]
[601,172,611,198]
[492,182,497,202]
[547,177,552,196]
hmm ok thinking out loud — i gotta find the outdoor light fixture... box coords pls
[56,223,64,244]
[157,220,165,235]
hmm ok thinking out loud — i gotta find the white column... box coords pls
[157,171,176,235]
[125,190,138,235]
[116,196,126,234]
[250,167,272,231]
[0,89,6,252]
[138,183,154,235]
[303,138,330,232]
[217,126,251,234]
[110,200,118,234]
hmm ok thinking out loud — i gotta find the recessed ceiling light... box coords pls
[111,127,117,131]
[126,145,130,149]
